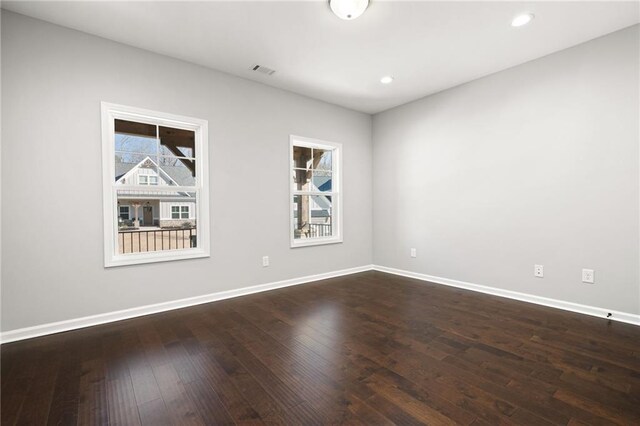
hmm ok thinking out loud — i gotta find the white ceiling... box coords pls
[3,1,639,114]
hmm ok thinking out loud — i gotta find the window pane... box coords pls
[115,119,157,155]
[159,126,195,158]
[158,157,196,186]
[117,190,197,254]
[293,146,312,169]
[292,169,311,191]
[180,206,189,219]
[292,195,332,240]
[313,148,332,171]
[119,207,130,220]
[115,154,159,184]
[114,133,158,155]
[312,171,332,192]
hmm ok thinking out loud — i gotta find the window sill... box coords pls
[105,249,209,268]
[290,237,343,248]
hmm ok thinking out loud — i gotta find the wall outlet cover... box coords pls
[534,264,544,278]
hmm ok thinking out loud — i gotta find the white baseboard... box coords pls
[372,265,640,327]
[3,263,637,344]
[0,264,374,344]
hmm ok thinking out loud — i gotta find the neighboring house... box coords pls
[293,198,332,225]
[292,173,333,238]
[115,156,196,228]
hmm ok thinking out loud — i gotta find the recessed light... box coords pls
[511,13,534,27]
[380,76,394,84]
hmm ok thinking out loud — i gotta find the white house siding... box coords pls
[159,200,196,228]
[118,164,172,187]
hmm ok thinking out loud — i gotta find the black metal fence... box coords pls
[118,227,197,254]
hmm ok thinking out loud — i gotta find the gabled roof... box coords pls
[115,156,195,187]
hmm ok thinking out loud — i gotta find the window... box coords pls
[290,135,342,247]
[138,175,158,185]
[171,205,189,219]
[119,206,130,220]
[101,102,210,267]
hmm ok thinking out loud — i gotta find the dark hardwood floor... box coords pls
[2,271,640,425]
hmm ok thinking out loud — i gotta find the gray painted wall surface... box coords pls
[373,25,639,315]
[1,12,373,331]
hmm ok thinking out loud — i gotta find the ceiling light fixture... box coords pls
[511,13,534,27]
[380,76,394,84]
[329,0,370,20]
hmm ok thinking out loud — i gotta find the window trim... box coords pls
[289,135,343,248]
[101,102,210,267]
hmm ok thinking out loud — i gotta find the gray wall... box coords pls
[373,25,639,315]
[1,12,373,331]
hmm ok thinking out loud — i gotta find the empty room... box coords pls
[1,0,639,424]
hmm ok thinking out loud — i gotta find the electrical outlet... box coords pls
[262,256,269,267]
[534,264,544,278]
[410,248,417,258]
[582,269,594,284]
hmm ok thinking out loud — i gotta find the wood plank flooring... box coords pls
[2,271,640,425]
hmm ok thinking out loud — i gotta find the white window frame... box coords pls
[289,135,342,248]
[101,102,210,267]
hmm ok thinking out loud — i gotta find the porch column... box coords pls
[132,202,141,228]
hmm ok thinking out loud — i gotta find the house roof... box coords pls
[115,157,195,186]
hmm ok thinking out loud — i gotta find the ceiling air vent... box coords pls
[251,64,276,76]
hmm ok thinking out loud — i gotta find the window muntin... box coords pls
[290,136,342,247]
[102,103,209,267]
